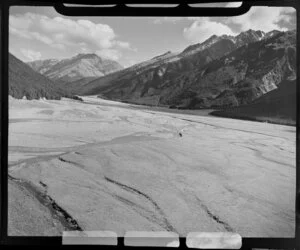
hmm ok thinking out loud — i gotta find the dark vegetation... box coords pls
[210,80,296,126]
[9,53,72,100]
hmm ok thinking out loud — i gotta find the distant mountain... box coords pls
[9,53,71,100]
[79,29,292,110]
[27,53,123,87]
[27,59,60,74]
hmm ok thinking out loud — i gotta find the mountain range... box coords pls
[9,28,296,124]
[78,29,295,109]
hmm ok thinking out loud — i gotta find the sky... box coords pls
[9,3,296,67]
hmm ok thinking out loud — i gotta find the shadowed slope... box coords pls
[210,79,296,125]
[9,53,70,100]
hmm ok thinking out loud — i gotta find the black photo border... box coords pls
[0,0,299,249]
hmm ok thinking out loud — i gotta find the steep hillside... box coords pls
[179,30,296,109]
[9,53,71,100]
[210,79,296,125]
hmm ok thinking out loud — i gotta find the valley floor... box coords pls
[8,96,296,237]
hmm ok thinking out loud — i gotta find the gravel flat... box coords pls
[8,96,296,237]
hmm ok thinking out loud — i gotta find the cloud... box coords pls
[43,17,116,49]
[183,17,237,43]
[224,6,296,32]
[20,48,41,61]
[96,49,122,61]
[114,41,137,51]
[30,31,53,45]
[9,12,132,60]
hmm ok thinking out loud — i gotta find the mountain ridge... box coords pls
[27,53,124,85]
[79,29,288,99]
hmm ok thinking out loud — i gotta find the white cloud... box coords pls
[183,17,237,43]
[20,48,41,61]
[224,6,296,32]
[10,14,33,30]
[9,12,132,61]
[114,41,137,52]
[30,31,53,45]
[114,41,131,50]
[96,49,122,61]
